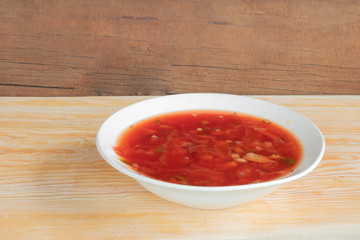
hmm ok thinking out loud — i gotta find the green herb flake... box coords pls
[173,174,187,181]
[262,119,271,124]
[156,118,161,125]
[156,146,163,153]
[284,158,295,166]
[120,159,130,166]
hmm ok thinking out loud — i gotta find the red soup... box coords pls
[114,111,302,187]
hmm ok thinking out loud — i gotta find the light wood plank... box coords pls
[0,96,359,239]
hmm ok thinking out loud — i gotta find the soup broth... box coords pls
[114,111,302,187]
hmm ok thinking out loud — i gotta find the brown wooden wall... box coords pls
[1,0,360,96]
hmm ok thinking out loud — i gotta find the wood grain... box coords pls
[1,0,360,96]
[0,96,359,239]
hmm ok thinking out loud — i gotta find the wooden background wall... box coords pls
[1,0,359,96]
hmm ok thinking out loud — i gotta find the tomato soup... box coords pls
[114,111,302,187]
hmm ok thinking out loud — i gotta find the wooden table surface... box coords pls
[1,0,360,96]
[0,96,359,239]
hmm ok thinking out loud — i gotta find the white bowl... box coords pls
[96,93,325,209]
